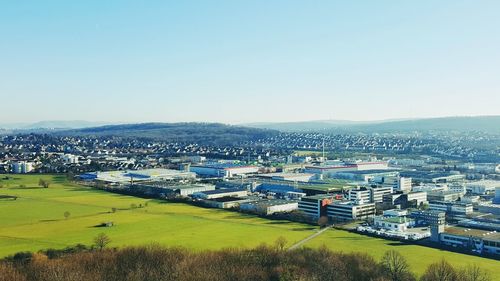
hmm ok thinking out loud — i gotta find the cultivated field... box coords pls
[0,175,498,276]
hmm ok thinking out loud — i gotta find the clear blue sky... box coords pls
[1,0,499,124]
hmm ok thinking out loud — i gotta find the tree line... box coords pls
[0,240,491,281]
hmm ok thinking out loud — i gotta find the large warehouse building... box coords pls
[79,168,196,184]
[190,163,259,178]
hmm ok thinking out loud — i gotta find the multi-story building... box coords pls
[374,216,414,232]
[298,195,334,219]
[410,210,446,227]
[433,226,500,256]
[427,191,462,202]
[396,177,412,193]
[384,191,427,209]
[239,199,298,215]
[371,186,394,203]
[10,161,34,174]
[348,186,393,204]
[348,187,371,203]
[428,201,473,215]
[327,201,375,221]
[466,180,499,195]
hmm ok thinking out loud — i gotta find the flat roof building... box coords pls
[79,168,195,184]
[436,226,500,256]
[240,199,299,215]
[192,188,248,200]
[257,172,316,183]
[298,195,334,219]
[327,201,375,221]
[428,201,473,216]
[190,164,259,178]
[427,190,463,202]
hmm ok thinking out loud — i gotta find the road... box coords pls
[288,226,331,251]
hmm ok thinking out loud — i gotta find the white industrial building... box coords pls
[61,154,79,164]
[395,177,412,193]
[429,201,473,215]
[374,216,414,232]
[163,184,215,197]
[240,200,298,215]
[327,201,375,221]
[258,172,316,182]
[79,168,195,184]
[11,161,34,174]
[436,226,500,257]
[298,195,334,219]
[466,180,499,195]
[190,164,259,178]
[192,188,248,200]
[348,186,393,204]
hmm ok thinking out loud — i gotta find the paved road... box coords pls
[288,226,331,251]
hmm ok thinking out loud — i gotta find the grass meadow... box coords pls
[0,174,498,277]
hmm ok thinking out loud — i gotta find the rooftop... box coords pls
[241,199,298,207]
[197,188,247,195]
[192,163,257,169]
[444,226,500,241]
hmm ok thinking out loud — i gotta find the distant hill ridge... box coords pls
[53,122,278,145]
[242,116,500,133]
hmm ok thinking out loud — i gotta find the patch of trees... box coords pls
[38,179,50,188]
[0,243,491,281]
[55,122,279,145]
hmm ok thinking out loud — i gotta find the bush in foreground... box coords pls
[0,244,491,281]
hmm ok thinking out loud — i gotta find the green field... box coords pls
[305,229,499,278]
[0,175,498,277]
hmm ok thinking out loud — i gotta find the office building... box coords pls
[428,201,473,215]
[298,195,334,219]
[240,199,298,215]
[396,177,412,193]
[327,201,375,221]
[427,191,462,202]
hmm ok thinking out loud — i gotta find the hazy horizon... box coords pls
[1,1,499,124]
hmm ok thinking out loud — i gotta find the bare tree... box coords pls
[457,264,491,281]
[274,236,287,251]
[380,250,415,281]
[317,216,329,228]
[93,233,111,250]
[420,259,457,281]
[38,179,50,188]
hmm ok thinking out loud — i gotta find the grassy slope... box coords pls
[305,229,499,277]
[0,175,313,255]
[0,175,498,277]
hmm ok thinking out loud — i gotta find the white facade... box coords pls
[348,188,371,203]
[240,200,298,215]
[396,177,412,193]
[11,161,34,174]
[374,216,414,232]
[327,201,375,221]
[62,154,79,164]
[466,180,499,195]
[190,165,259,178]
[354,161,389,171]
